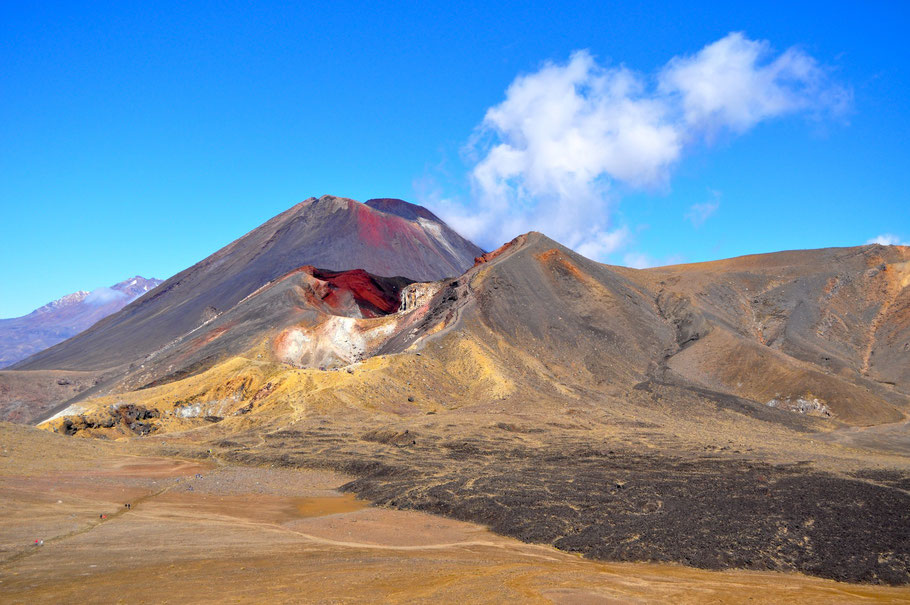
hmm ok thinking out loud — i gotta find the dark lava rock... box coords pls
[337,446,910,585]
[61,404,159,436]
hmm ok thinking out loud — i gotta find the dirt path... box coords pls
[819,418,910,457]
[1,437,909,604]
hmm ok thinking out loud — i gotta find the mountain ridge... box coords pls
[0,276,161,368]
[32,231,910,431]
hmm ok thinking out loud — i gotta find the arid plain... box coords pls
[2,423,909,604]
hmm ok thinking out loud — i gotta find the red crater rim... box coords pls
[296,265,411,318]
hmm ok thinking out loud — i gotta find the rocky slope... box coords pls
[0,276,161,368]
[42,233,910,434]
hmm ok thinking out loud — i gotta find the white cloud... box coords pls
[660,32,850,135]
[866,234,909,246]
[436,32,849,259]
[575,226,630,259]
[84,287,128,305]
[623,252,657,269]
[622,251,686,269]
[685,190,721,228]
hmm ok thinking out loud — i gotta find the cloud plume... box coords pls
[84,287,128,305]
[685,190,721,228]
[438,32,849,257]
[866,234,909,246]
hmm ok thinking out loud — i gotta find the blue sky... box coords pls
[2,1,908,317]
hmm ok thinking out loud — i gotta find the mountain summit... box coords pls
[12,196,482,374]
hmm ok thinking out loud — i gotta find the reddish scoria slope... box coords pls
[305,267,405,317]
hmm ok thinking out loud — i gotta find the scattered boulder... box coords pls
[361,428,417,447]
[60,404,159,436]
[232,403,254,416]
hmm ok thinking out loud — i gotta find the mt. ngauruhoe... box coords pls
[12,196,481,373]
[1,196,482,421]
[2,195,908,587]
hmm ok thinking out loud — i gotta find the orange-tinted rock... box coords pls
[474,235,526,267]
